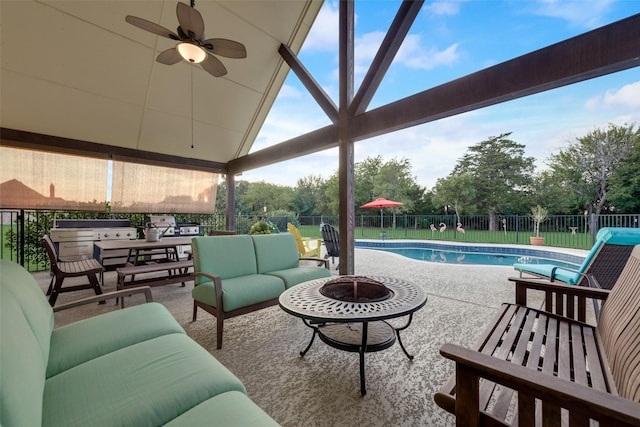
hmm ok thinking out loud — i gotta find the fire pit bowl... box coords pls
[319,276,393,303]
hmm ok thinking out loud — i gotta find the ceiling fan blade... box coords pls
[176,2,205,40]
[201,54,227,77]
[156,48,183,65]
[202,38,247,58]
[125,15,179,40]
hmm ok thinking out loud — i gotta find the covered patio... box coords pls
[2,1,639,275]
[33,246,539,426]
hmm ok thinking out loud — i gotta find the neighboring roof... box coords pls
[0,0,322,171]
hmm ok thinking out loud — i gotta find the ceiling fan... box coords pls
[125,1,246,77]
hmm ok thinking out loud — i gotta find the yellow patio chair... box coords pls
[287,223,321,258]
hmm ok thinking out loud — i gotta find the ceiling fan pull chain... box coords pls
[191,66,195,149]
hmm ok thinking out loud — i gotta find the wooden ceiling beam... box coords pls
[279,43,339,124]
[349,0,424,115]
[350,13,640,140]
[227,125,338,174]
[1,128,228,174]
[230,13,640,173]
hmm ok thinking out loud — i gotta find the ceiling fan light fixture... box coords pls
[177,42,206,63]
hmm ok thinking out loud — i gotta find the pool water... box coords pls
[361,246,582,269]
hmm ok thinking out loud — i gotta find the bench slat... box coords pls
[491,308,539,419]
[542,316,558,376]
[571,323,588,387]
[118,260,192,275]
[526,315,546,370]
[584,328,607,391]
[117,260,194,290]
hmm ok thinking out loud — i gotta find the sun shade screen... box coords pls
[0,146,108,210]
[111,161,217,213]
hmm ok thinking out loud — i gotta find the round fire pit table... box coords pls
[278,275,427,395]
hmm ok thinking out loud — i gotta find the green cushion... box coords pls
[512,263,581,284]
[165,391,281,426]
[192,274,285,312]
[0,260,54,363]
[192,235,257,284]
[514,228,640,283]
[47,302,185,378]
[43,333,246,427]
[1,260,54,427]
[252,234,300,274]
[265,266,331,289]
[1,285,48,427]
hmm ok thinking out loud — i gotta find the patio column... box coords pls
[338,0,355,275]
[225,173,235,231]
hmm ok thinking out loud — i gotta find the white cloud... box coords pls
[585,81,640,109]
[301,1,340,52]
[277,84,304,99]
[396,35,460,69]
[354,32,461,75]
[423,1,461,16]
[532,0,615,28]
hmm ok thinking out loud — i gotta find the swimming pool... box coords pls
[355,241,584,268]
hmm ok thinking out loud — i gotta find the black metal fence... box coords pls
[2,208,640,271]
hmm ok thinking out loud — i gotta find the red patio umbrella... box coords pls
[360,197,403,229]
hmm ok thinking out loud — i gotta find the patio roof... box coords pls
[2,1,639,274]
[0,0,322,171]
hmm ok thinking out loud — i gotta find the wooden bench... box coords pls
[434,245,640,427]
[117,260,194,292]
[100,247,178,283]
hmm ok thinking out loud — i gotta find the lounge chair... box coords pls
[513,227,640,290]
[321,223,340,270]
[287,223,321,258]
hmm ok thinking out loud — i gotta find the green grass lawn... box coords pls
[298,225,593,250]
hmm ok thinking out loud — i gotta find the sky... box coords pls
[241,0,640,190]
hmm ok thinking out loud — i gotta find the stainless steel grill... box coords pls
[49,219,136,261]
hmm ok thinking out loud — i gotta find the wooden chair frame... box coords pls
[42,235,104,306]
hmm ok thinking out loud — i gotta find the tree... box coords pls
[372,158,416,212]
[529,170,579,214]
[452,133,535,230]
[240,181,294,214]
[324,156,423,221]
[548,123,638,215]
[608,126,640,213]
[431,173,476,223]
[293,175,326,216]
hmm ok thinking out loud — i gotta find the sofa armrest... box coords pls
[437,343,640,427]
[53,286,153,312]
[192,272,224,310]
[299,257,330,269]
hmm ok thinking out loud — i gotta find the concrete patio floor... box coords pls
[33,246,569,426]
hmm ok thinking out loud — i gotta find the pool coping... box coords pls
[355,239,587,265]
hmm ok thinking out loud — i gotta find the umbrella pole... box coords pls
[380,208,383,229]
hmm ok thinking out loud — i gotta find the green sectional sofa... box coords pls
[0,259,280,427]
[191,233,331,349]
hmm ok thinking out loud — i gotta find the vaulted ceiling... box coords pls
[1,0,322,172]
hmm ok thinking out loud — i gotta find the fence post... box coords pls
[515,214,519,243]
[404,215,408,237]
[18,209,25,266]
